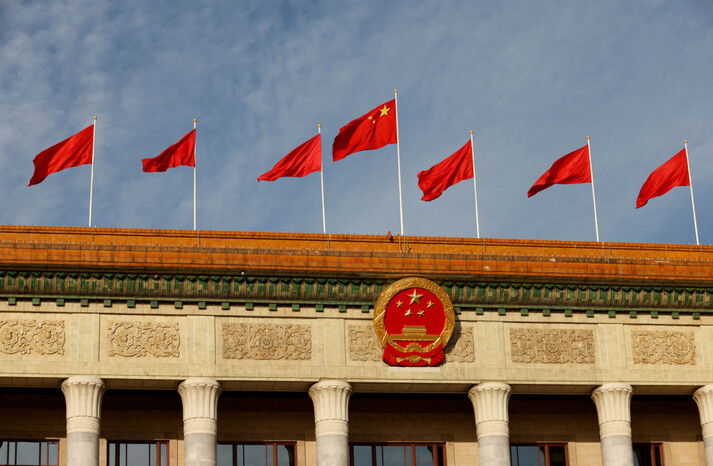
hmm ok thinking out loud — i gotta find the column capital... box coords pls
[309,379,352,437]
[694,385,713,439]
[468,382,511,438]
[591,383,633,439]
[178,378,222,436]
[61,376,106,434]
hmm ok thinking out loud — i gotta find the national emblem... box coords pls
[373,277,455,366]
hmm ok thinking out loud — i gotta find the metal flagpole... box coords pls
[193,119,197,231]
[684,140,700,245]
[586,136,600,242]
[318,124,326,234]
[394,90,404,236]
[470,131,480,238]
[88,116,97,227]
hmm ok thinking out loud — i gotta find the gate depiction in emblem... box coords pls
[373,277,455,366]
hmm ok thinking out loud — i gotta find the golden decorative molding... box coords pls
[632,330,695,365]
[445,327,475,363]
[107,322,180,358]
[510,328,594,364]
[222,323,311,360]
[348,324,383,362]
[0,319,65,355]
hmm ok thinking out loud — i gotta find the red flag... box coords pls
[28,125,94,186]
[142,129,196,172]
[528,145,591,197]
[258,134,322,182]
[332,99,397,161]
[417,141,473,201]
[636,149,689,208]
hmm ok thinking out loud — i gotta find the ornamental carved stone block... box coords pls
[0,319,65,355]
[347,324,383,362]
[222,323,311,360]
[510,328,594,364]
[445,327,475,363]
[107,322,180,358]
[632,330,696,365]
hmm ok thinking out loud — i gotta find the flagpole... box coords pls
[394,89,404,236]
[318,124,326,234]
[470,130,480,238]
[684,140,700,245]
[587,136,600,242]
[193,119,197,231]
[88,116,97,227]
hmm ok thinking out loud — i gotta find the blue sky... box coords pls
[1,0,712,244]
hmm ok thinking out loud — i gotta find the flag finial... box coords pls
[684,140,687,144]
[93,116,97,120]
[318,124,321,128]
[470,130,473,134]
[394,89,398,93]
[193,119,197,123]
[587,136,590,140]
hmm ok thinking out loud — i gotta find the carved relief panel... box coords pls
[0,320,65,355]
[510,328,594,364]
[222,323,311,360]
[107,321,180,358]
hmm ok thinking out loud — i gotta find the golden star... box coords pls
[404,309,412,317]
[427,301,434,308]
[407,289,423,305]
[379,105,390,117]
[396,300,403,308]
[418,310,425,317]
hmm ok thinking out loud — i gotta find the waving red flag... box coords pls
[258,134,322,182]
[142,129,196,172]
[28,124,94,186]
[332,99,397,161]
[528,145,591,197]
[417,141,473,201]
[636,149,689,208]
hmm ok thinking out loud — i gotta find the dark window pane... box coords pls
[149,443,156,466]
[244,445,266,466]
[0,441,7,464]
[436,446,444,466]
[267,445,273,466]
[217,444,233,466]
[633,444,652,466]
[9,441,15,465]
[109,444,116,466]
[41,442,47,466]
[513,446,540,466]
[414,446,434,466]
[120,443,127,466]
[382,446,405,466]
[48,443,57,466]
[653,445,663,466]
[353,445,372,466]
[276,445,294,466]
[126,444,150,466]
[548,446,567,466]
[160,444,167,466]
[16,441,40,465]
[375,446,383,466]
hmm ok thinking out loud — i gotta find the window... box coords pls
[217,443,295,466]
[511,444,567,466]
[0,440,58,466]
[633,444,664,466]
[108,441,169,466]
[350,443,445,466]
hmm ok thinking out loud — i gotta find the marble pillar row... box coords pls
[308,380,353,466]
[178,378,222,466]
[591,383,634,466]
[61,376,106,466]
[468,382,512,466]
[693,385,713,466]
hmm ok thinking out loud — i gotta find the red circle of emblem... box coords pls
[373,277,455,366]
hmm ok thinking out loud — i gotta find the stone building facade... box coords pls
[1,226,713,466]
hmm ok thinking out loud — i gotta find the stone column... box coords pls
[61,376,106,466]
[178,378,222,466]
[308,380,353,466]
[591,383,634,466]
[693,385,713,466]
[468,382,512,466]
